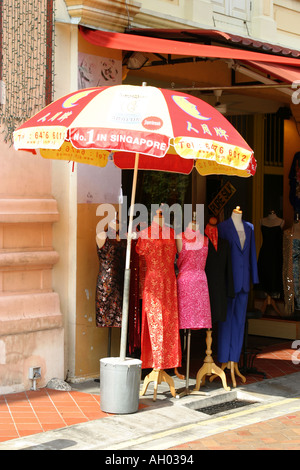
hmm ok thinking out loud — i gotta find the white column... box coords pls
[250,0,278,41]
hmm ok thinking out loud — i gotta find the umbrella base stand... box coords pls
[210,361,246,388]
[100,357,142,414]
[140,369,176,401]
[194,330,231,392]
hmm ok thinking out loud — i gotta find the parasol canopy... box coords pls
[13,83,256,362]
[14,84,256,177]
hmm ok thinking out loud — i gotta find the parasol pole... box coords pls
[119,152,140,361]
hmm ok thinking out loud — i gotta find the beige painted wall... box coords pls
[71,34,123,380]
[0,137,63,393]
[75,203,121,379]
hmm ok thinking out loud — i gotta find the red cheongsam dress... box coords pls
[136,221,181,370]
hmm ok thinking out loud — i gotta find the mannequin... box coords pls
[199,215,235,390]
[193,217,231,392]
[260,210,284,229]
[137,209,181,400]
[231,206,245,249]
[152,208,165,227]
[212,206,259,387]
[95,214,126,358]
[96,216,120,249]
[258,210,285,316]
[176,212,215,395]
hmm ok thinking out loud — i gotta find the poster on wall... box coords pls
[77,160,122,204]
[78,52,122,89]
[77,52,122,204]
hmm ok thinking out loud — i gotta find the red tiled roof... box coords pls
[127,28,300,59]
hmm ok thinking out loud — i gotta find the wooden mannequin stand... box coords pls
[140,369,176,401]
[194,329,231,392]
[210,361,246,388]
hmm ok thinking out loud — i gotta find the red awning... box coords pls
[243,61,300,83]
[80,27,300,67]
[126,28,300,59]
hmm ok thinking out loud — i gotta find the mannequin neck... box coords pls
[231,210,243,228]
[153,215,165,227]
[187,221,199,231]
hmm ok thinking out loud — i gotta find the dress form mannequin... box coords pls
[152,208,165,227]
[260,210,284,229]
[176,214,202,396]
[224,207,246,385]
[231,206,245,249]
[211,206,254,387]
[95,214,124,361]
[194,216,230,392]
[138,209,180,401]
[259,210,285,316]
[96,215,120,249]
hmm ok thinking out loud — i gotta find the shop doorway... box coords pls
[121,169,192,230]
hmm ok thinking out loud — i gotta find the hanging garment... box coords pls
[289,151,300,214]
[283,229,294,314]
[283,229,300,314]
[218,291,249,363]
[136,221,181,370]
[177,228,211,329]
[257,225,283,296]
[217,218,259,363]
[205,236,235,323]
[293,239,300,310]
[95,236,126,328]
[205,223,218,251]
[218,218,259,295]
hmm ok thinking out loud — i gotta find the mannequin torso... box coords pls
[261,211,284,229]
[176,221,199,253]
[231,207,245,249]
[96,219,120,249]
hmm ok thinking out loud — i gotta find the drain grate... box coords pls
[196,399,257,415]
[22,439,77,450]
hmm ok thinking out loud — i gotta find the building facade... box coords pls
[0,0,300,392]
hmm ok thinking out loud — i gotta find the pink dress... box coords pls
[177,228,212,329]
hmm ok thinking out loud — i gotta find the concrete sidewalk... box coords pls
[0,370,300,451]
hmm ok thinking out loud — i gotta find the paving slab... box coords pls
[0,372,300,451]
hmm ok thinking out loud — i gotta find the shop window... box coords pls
[122,169,191,228]
[264,113,284,167]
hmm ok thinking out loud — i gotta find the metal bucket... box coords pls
[100,357,142,414]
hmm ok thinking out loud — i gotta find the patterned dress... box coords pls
[283,229,300,314]
[95,236,126,328]
[136,221,181,370]
[177,228,212,329]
